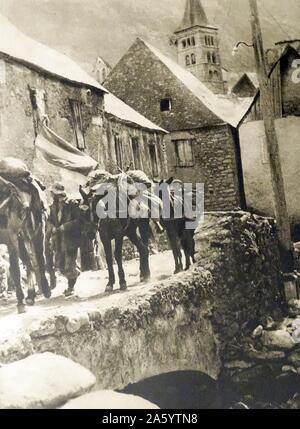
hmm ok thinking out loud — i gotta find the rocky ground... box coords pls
[221,300,300,409]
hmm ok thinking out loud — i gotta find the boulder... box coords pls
[288,349,300,367]
[261,330,295,350]
[61,391,160,409]
[0,353,96,409]
[252,325,263,339]
[288,300,300,317]
[246,349,285,362]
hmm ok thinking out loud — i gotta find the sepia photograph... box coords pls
[0,0,300,414]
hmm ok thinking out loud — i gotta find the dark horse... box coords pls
[0,175,51,313]
[157,178,196,274]
[80,170,154,292]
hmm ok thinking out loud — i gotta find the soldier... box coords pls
[47,183,81,297]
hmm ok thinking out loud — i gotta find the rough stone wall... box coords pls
[0,56,104,177]
[195,211,282,359]
[103,114,168,178]
[0,269,221,387]
[166,125,242,210]
[105,39,223,132]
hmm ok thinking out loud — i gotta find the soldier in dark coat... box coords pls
[47,183,81,297]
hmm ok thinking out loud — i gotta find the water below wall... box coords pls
[119,371,298,409]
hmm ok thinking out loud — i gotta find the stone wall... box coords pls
[239,116,300,224]
[0,56,104,176]
[105,38,224,132]
[103,114,168,179]
[195,211,282,360]
[166,125,242,210]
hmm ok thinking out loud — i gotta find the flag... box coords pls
[34,124,98,199]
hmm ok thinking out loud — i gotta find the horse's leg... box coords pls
[100,232,115,292]
[45,237,57,290]
[138,219,151,280]
[31,227,51,299]
[7,237,26,314]
[22,232,51,300]
[115,237,126,290]
[18,238,36,305]
[166,226,183,274]
[128,226,150,283]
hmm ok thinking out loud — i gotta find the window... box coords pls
[70,100,85,150]
[186,55,190,66]
[212,52,216,64]
[205,36,208,45]
[209,70,213,80]
[207,52,211,63]
[174,140,194,167]
[182,40,186,49]
[191,54,196,65]
[114,134,123,168]
[214,70,219,79]
[187,38,191,47]
[211,36,215,46]
[149,143,159,177]
[160,98,172,112]
[191,37,195,46]
[131,137,142,169]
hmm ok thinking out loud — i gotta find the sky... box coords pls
[0,0,299,74]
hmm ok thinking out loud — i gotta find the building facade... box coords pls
[239,44,300,226]
[0,15,167,191]
[105,38,252,211]
[173,0,225,94]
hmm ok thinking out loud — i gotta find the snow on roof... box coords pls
[140,38,253,128]
[104,92,167,133]
[0,14,107,92]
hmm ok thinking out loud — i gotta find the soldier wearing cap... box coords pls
[47,182,81,296]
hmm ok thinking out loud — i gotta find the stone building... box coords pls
[92,56,112,85]
[103,92,168,179]
[105,38,252,211]
[239,44,300,225]
[0,15,106,173]
[173,0,226,94]
[231,73,259,98]
[0,15,167,190]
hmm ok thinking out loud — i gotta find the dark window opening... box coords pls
[187,38,191,46]
[182,40,186,48]
[186,55,190,66]
[207,52,211,63]
[114,134,123,169]
[214,70,219,79]
[160,98,172,112]
[191,37,195,46]
[209,70,213,80]
[70,99,86,150]
[174,140,194,168]
[149,144,159,177]
[212,52,216,64]
[211,37,215,46]
[132,137,141,170]
[191,54,196,65]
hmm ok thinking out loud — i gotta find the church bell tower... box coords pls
[174,0,225,94]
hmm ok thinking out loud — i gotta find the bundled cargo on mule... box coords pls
[0,157,48,223]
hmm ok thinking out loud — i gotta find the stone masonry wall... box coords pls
[195,211,282,360]
[105,38,223,132]
[103,114,168,179]
[0,56,104,179]
[166,125,241,210]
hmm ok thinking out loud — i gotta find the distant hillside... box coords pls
[0,0,299,75]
